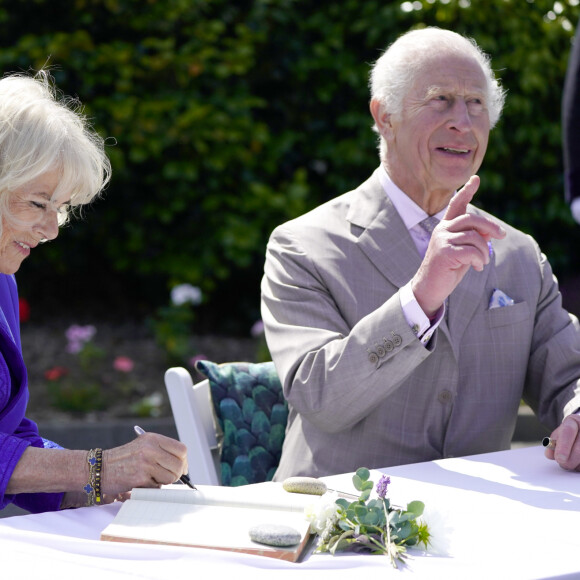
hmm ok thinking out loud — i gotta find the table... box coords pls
[0,446,578,579]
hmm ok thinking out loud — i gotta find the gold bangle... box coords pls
[85,448,103,506]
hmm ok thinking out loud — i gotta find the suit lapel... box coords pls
[346,169,422,289]
[346,170,492,355]
[445,206,493,345]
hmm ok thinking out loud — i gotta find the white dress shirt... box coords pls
[377,165,447,345]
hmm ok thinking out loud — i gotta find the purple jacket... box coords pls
[0,274,63,513]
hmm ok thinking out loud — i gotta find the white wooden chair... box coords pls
[164,367,221,485]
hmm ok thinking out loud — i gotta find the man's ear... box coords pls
[370,98,392,135]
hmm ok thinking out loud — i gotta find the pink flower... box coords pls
[188,354,207,368]
[113,356,134,373]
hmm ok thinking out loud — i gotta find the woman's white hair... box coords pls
[369,27,506,158]
[0,70,111,228]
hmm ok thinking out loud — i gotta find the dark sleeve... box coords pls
[563,22,580,204]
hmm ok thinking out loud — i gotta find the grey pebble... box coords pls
[282,476,328,495]
[249,523,302,547]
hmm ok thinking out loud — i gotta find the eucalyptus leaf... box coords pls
[352,474,363,491]
[406,500,425,517]
[355,467,370,481]
[353,504,369,518]
[367,511,386,528]
[361,480,374,491]
[359,509,380,526]
[393,521,413,540]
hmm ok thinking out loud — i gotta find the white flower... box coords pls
[131,392,164,418]
[144,392,163,407]
[418,504,454,556]
[304,492,339,536]
[170,284,202,306]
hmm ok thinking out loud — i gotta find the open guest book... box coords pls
[100,482,316,562]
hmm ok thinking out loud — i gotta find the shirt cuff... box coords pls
[400,281,444,345]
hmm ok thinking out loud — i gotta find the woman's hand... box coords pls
[60,490,132,509]
[7,432,188,504]
[102,432,188,494]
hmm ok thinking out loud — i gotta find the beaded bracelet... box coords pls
[84,448,103,506]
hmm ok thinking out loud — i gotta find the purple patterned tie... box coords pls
[418,216,440,236]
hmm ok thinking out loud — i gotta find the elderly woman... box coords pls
[0,71,188,513]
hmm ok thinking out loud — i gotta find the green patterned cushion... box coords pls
[194,360,288,486]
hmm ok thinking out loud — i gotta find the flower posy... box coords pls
[307,468,430,568]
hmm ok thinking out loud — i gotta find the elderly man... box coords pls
[261,27,580,479]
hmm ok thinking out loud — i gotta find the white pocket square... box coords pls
[489,288,515,309]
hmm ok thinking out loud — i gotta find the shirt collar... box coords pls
[377,165,448,229]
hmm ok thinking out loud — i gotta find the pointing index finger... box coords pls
[443,175,480,222]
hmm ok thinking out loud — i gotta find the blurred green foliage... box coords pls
[2,0,579,332]
[148,302,198,364]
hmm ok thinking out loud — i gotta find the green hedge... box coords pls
[2,0,579,332]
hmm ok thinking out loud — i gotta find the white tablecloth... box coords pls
[1,446,578,579]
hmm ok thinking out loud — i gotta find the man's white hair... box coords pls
[369,27,506,158]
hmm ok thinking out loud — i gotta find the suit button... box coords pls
[383,339,394,352]
[437,390,453,404]
[368,351,379,364]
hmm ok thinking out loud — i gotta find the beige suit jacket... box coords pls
[261,168,580,479]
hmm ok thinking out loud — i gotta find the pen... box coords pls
[133,425,196,489]
[542,436,556,450]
